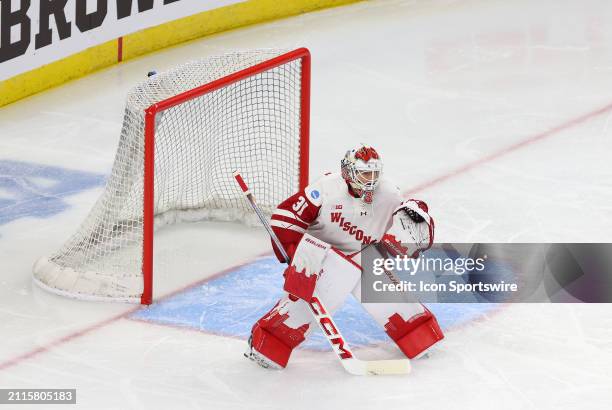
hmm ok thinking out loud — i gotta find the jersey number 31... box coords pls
[293,196,308,216]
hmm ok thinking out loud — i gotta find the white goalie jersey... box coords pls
[269,172,404,260]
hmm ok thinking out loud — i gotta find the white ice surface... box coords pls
[1,0,612,409]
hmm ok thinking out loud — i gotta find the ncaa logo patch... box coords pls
[310,190,320,199]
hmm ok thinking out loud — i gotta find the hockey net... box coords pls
[33,48,310,304]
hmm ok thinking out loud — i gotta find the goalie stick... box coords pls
[233,171,411,376]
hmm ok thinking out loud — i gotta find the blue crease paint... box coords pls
[132,255,497,350]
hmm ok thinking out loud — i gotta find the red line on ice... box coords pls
[2,102,612,372]
[403,101,612,197]
[0,308,139,372]
[0,254,268,372]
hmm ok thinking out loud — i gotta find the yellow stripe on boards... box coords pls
[0,0,361,108]
[123,0,361,60]
[0,40,117,107]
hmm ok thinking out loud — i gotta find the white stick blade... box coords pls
[365,359,411,375]
[342,358,411,376]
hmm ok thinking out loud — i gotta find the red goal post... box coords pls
[141,48,311,304]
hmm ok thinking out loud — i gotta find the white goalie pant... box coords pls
[250,248,444,368]
[293,248,425,332]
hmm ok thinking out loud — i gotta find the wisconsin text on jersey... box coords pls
[330,212,374,244]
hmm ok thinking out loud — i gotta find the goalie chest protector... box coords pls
[304,173,402,255]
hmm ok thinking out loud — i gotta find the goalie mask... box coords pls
[341,145,383,204]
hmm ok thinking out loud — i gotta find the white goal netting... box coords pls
[33,49,308,303]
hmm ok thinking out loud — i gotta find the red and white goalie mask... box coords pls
[341,145,383,204]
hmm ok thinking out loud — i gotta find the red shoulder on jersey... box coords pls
[270,190,321,262]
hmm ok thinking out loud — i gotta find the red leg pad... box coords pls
[251,325,294,368]
[250,305,310,368]
[384,309,444,359]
